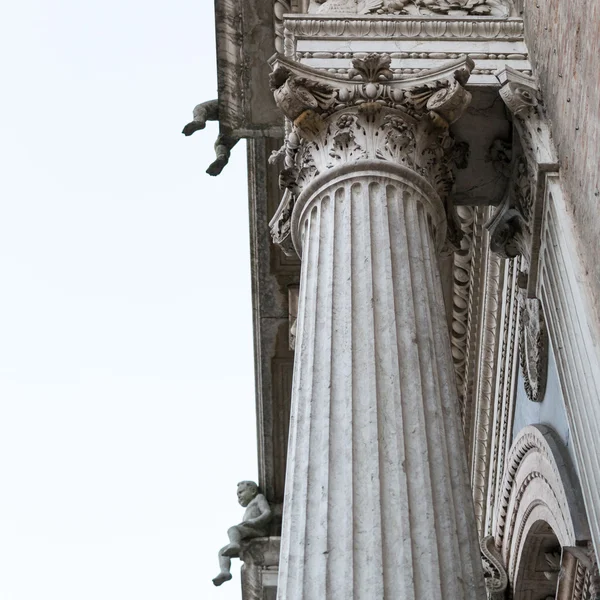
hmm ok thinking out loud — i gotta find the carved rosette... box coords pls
[518,294,548,403]
[268,53,474,253]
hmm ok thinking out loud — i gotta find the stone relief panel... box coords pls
[306,0,514,16]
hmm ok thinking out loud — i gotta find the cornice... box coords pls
[283,14,524,40]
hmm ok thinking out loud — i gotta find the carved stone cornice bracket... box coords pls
[486,66,559,297]
[239,537,281,600]
[268,53,474,253]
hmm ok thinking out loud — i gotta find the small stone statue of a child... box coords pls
[212,481,272,587]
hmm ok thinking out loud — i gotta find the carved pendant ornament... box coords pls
[518,293,548,403]
[268,53,474,250]
[308,0,513,17]
[486,154,534,260]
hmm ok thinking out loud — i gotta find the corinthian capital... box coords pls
[268,53,474,251]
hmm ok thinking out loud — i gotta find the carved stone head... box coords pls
[237,481,259,507]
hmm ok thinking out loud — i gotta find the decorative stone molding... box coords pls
[517,293,548,402]
[480,535,508,600]
[275,1,292,53]
[451,204,477,418]
[492,425,590,582]
[268,53,474,251]
[467,207,505,535]
[284,15,525,40]
[296,51,528,62]
[306,0,514,16]
[482,255,520,537]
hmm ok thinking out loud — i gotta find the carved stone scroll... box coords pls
[480,535,508,600]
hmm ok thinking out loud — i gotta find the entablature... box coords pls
[284,14,530,86]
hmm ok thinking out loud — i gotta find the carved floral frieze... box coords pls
[308,0,513,17]
[284,16,524,39]
[268,53,474,250]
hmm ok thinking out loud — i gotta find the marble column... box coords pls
[270,54,486,599]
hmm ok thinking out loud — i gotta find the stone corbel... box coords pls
[267,53,475,254]
[487,66,559,297]
[240,537,281,600]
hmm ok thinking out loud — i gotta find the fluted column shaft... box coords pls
[277,163,485,599]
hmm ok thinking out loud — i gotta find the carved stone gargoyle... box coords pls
[182,99,239,176]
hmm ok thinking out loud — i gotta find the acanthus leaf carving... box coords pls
[268,53,474,250]
[347,52,393,82]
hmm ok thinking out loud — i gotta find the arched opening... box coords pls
[512,519,561,600]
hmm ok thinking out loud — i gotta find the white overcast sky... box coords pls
[0,2,258,599]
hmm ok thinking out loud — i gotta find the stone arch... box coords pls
[491,424,590,596]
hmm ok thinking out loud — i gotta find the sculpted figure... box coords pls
[212,481,272,587]
[182,99,239,176]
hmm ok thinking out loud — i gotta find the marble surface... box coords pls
[278,163,486,598]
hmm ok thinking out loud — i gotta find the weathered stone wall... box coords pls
[522,0,600,326]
